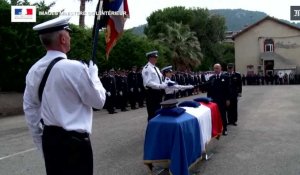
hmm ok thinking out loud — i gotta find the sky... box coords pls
[31,0,300,29]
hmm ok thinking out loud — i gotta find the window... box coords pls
[265,44,274,52]
[264,39,274,52]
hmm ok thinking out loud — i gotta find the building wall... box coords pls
[274,36,300,72]
[235,19,300,75]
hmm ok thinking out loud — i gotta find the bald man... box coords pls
[206,64,231,135]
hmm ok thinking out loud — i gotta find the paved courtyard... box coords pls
[0,85,300,175]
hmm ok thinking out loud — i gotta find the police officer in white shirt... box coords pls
[142,51,167,121]
[161,66,194,101]
[23,16,106,175]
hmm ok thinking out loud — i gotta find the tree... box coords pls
[33,0,55,12]
[79,0,91,27]
[0,0,57,91]
[144,6,193,40]
[100,30,169,71]
[157,22,202,71]
[145,7,228,70]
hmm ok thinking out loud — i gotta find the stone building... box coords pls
[233,16,300,76]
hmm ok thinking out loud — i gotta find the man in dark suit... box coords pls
[206,63,231,135]
[226,63,242,126]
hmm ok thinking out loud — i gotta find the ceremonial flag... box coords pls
[92,0,129,61]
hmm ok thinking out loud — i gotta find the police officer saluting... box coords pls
[142,51,167,121]
[23,16,106,175]
[226,63,242,126]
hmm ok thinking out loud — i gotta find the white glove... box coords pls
[88,60,99,81]
[130,88,134,92]
[119,91,123,96]
[188,85,194,89]
[159,84,167,89]
[106,92,111,96]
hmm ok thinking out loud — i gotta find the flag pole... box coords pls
[91,24,100,63]
[91,0,103,64]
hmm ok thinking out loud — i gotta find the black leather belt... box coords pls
[43,125,89,140]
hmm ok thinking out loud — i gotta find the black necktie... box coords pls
[154,67,162,84]
[216,74,219,79]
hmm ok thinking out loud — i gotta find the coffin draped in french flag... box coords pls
[143,98,223,175]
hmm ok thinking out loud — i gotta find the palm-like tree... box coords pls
[79,0,92,27]
[34,0,55,12]
[157,22,203,71]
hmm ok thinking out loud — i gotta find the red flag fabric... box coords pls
[105,0,130,59]
[200,102,223,138]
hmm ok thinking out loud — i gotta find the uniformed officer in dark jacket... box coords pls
[127,66,139,109]
[179,72,187,97]
[116,69,128,111]
[226,63,242,126]
[200,72,207,92]
[187,72,194,96]
[103,68,117,114]
[206,63,231,135]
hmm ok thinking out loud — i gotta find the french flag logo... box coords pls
[11,6,36,22]
[14,8,33,15]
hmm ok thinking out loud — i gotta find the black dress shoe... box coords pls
[222,131,228,136]
[109,111,117,114]
[121,109,128,112]
[228,122,237,126]
[131,107,137,110]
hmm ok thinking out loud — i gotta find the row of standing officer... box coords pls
[100,66,145,114]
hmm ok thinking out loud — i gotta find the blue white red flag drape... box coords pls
[92,0,129,61]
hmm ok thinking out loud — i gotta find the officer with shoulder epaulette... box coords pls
[142,51,168,121]
[23,16,106,175]
[226,63,242,126]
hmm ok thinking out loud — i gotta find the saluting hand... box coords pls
[88,60,99,81]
